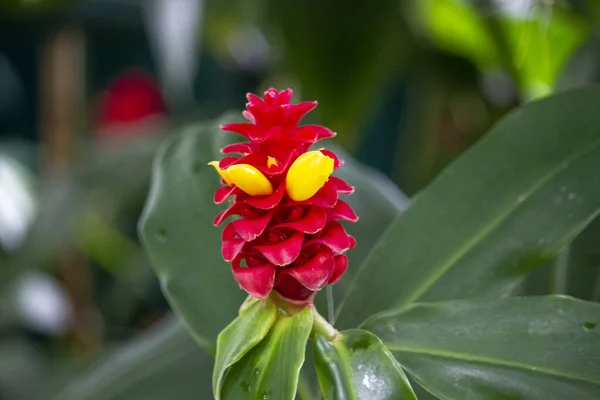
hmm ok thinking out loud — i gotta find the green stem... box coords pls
[311,307,340,341]
[550,244,570,295]
[326,285,335,325]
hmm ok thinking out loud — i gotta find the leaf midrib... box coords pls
[397,135,600,307]
[389,344,600,386]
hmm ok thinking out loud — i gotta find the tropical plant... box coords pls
[135,86,600,400]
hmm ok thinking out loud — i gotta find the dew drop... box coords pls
[261,390,271,399]
[240,381,251,393]
[155,228,168,244]
[582,321,597,332]
[349,334,371,352]
[253,368,260,376]
[554,196,564,205]
[560,186,567,193]
[568,193,576,200]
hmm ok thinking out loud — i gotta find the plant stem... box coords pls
[550,244,570,295]
[311,307,340,341]
[326,285,335,325]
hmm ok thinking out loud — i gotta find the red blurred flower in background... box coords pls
[94,70,167,140]
[210,88,358,304]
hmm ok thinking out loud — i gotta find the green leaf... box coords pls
[557,30,600,91]
[220,307,313,400]
[314,329,417,400]
[336,86,600,328]
[139,118,246,347]
[214,298,277,399]
[418,0,588,97]
[362,296,600,400]
[49,316,213,400]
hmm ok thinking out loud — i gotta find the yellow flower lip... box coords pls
[285,150,334,201]
[209,161,273,196]
[227,164,273,196]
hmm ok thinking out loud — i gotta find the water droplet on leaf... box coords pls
[240,381,251,393]
[583,321,597,331]
[155,228,168,243]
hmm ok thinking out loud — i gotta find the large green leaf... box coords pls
[220,307,313,400]
[362,296,600,400]
[49,316,213,400]
[214,298,277,399]
[139,119,245,347]
[314,329,416,400]
[336,86,600,328]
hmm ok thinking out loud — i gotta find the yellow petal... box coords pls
[208,161,232,185]
[286,150,334,201]
[227,164,273,196]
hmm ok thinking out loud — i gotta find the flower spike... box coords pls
[210,88,357,304]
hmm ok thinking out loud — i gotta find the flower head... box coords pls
[210,88,358,304]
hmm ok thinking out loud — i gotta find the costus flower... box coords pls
[210,88,358,304]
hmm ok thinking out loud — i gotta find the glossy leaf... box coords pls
[139,117,246,347]
[363,296,600,400]
[314,329,416,400]
[336,86,600,328]
[49,316,213,400]
[214,298,277,399]
[220,307,313,400]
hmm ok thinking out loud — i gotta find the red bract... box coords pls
[211,88,358,304]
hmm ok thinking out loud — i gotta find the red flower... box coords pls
[95,70,167,139]
[210,88,358,304]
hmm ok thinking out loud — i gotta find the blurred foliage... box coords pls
[416,0,589,98]
[265,0,411,146]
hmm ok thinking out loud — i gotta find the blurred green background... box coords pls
[1,0,600,399]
